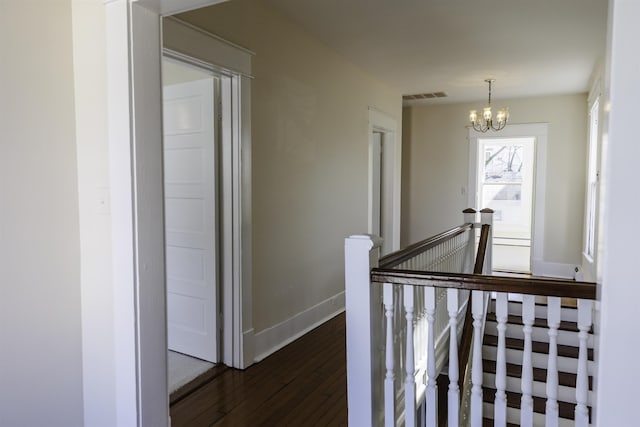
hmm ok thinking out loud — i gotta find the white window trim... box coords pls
[582,78,602,281]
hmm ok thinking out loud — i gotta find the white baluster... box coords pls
[404,285,416,427]
[470,290,485,427]
[447,288,459,427]
[417,287,425,366]
[446,245,450,271]
[575,299,592,427]
[494,292,508,427]
[395,287,403,401]
[545,297,561,427]
[520,295,535,427]
[383,283,395,427]
[425,286,437,427]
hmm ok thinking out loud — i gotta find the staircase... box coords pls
[345,210,597,427]
[481,297,594,426]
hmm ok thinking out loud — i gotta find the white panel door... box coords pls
[163,78,218,363]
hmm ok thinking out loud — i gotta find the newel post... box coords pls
[463,208,477,274]
[480,208,494,274]
[345,234,383,427]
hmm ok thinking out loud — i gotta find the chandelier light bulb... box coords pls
[496,107,509,124]
[483,107,492,121]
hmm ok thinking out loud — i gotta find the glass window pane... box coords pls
[482,184,523,224]
[483,145,524,183]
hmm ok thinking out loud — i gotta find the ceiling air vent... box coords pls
[402,91,448,100]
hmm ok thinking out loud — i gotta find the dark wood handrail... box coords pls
[473,224,490,274]
[378,223,473,269]
[370,269,597,300]
[458,223,490,393]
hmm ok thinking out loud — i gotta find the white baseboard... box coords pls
[532,260,578,279]
[253,291,345,362]
[241,328,255,369]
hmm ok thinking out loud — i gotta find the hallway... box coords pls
[170,313,347,426]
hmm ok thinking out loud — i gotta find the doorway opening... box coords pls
[370,130,392,255]
[468,123,548,275]
[477,137,535,273]
[368,108,401,255]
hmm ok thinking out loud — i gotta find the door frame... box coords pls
[104,3,249,425]
[368,107,401,253]
[163,40,253,369]
[468,123,548,275]
[163,19,254,366]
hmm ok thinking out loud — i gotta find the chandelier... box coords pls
[469,79,509,132]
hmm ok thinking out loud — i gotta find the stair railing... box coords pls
[369,270,596,427]
[345,208,491,426]
[346,209,597,427]
[459,217,493,426]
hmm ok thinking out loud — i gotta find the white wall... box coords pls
[402,94,588,268]
[175,0,402,339]
[0,1,84,425]
[595,0,640,424]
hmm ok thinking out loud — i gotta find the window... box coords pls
[585,98,599,260]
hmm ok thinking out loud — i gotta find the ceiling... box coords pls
[266,0,609,105]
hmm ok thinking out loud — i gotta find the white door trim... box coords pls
[105,1,245,425]
[368,107,401,252]
[163,17,254,368]
[163,17,254,77]
[468,123,548,275]
[106,3,167,425]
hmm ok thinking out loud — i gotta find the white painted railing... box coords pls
[486,291,595,427]
[345,209,492,426]
[345,209,597,427]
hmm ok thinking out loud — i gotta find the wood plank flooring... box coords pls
[170,313,347,426]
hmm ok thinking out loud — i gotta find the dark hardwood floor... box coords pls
[170,313,347,426]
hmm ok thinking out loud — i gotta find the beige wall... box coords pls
[0,1,84,425]
[403,94,588,267]
[178,0,402,332]
[162,58,211,85]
